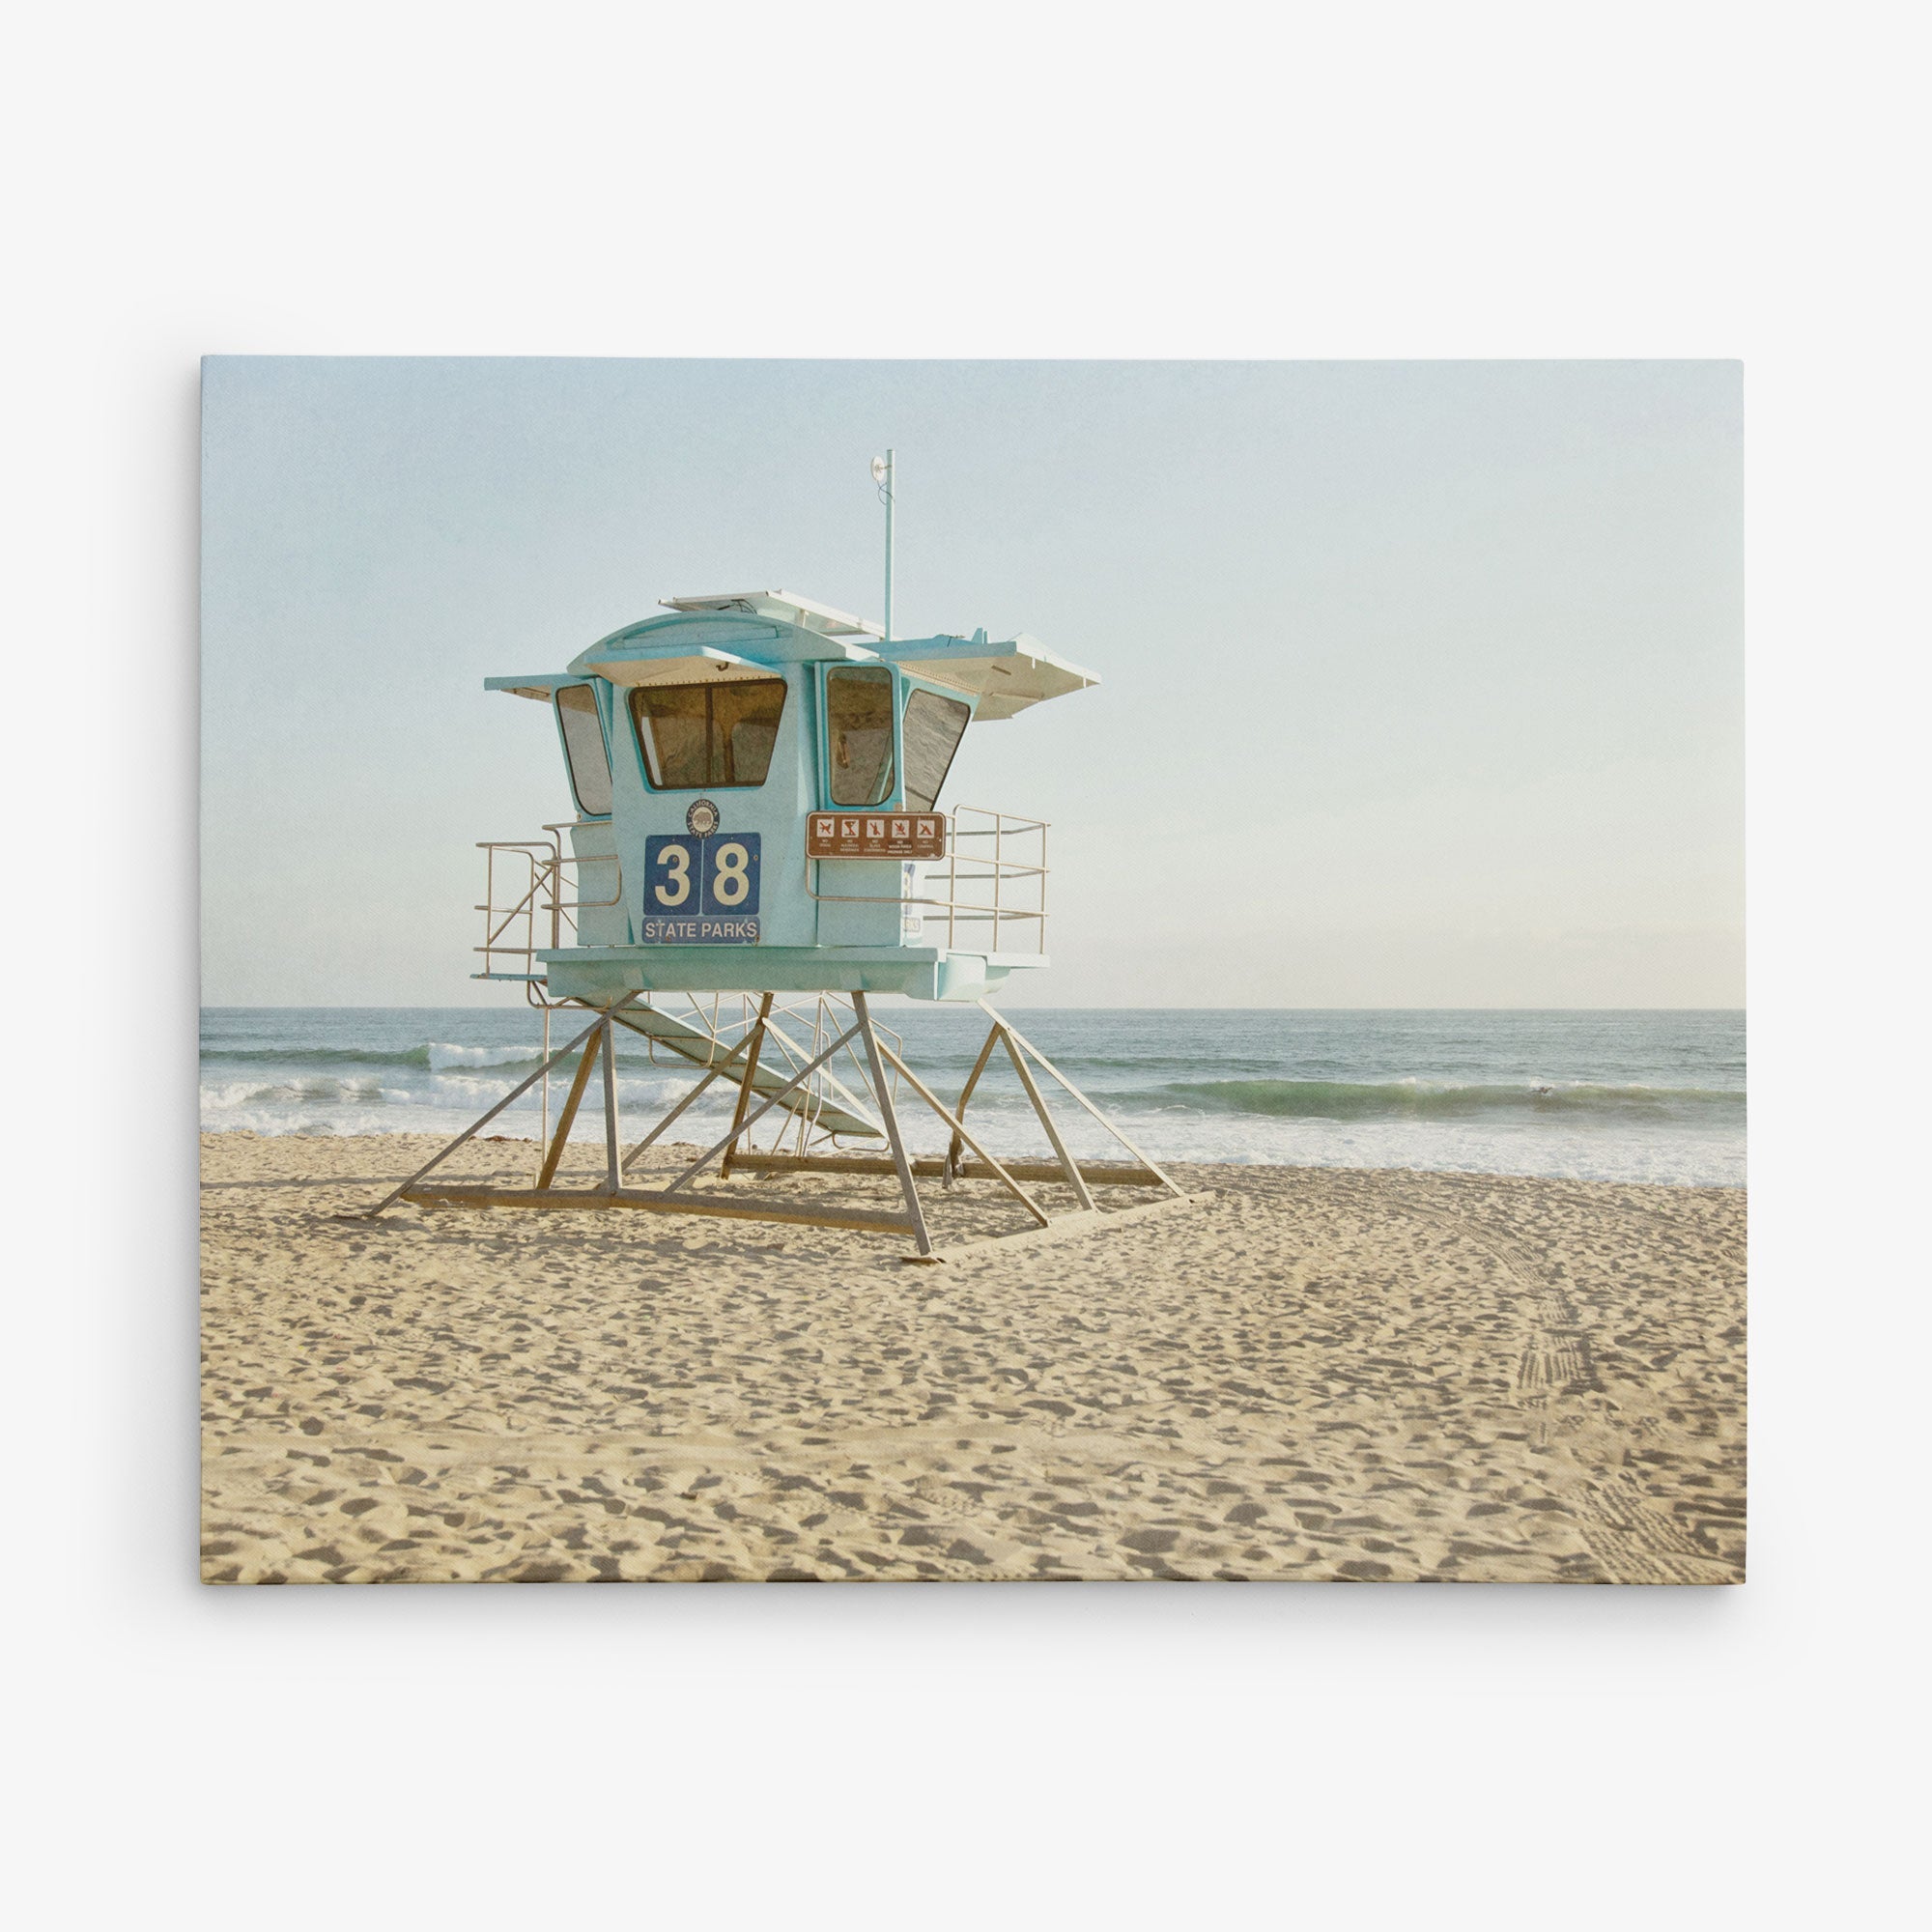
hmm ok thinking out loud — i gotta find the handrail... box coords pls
[474,830,624,980]
[803,803,1048,954]
[478,803,1043,982]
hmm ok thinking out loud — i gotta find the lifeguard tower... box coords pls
[368,586,1200,1260]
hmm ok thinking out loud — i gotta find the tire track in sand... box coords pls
[1370,1179,1732,1584]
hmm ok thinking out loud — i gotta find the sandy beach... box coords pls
[200,1132,1746,1583]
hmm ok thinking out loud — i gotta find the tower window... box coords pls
[826,666,895,807]
[555,684,613,816]
[901,689,971,812]
[630,678,787,789]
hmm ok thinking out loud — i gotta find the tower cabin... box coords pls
[369,588,1196,1253]
[483,591,1098,1007]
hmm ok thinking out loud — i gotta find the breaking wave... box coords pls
[197,1009,1747,1185]
[202,1041,548,1072]
[1139,1079,1744,1121]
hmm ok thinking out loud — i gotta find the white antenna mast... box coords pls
[870,449,895,641]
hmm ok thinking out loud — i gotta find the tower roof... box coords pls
[659,589,882,639]
[493,593,1100,721]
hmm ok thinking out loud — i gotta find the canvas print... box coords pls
[199,358,1745,1583]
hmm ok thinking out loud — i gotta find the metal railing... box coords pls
[474,824,622,980]
[477,804,1045,978]
[805,804,1048,954]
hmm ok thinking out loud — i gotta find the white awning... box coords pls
[593,647,781,689]
[880,633,1099,719]
[484,673,571,703]
[661,589,883,639]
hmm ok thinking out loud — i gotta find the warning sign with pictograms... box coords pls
[807,812,947,859]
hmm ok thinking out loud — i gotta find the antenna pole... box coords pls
[882,447,895,641]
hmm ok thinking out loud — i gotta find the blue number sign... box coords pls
[642,834,761,943]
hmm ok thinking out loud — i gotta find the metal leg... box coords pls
[946,1019,1004,1182]
[1000,1028,1096,1211]
[853,992,932,1257]
[747,1008,883,1136]
[980,1003,1187,1198]
[869,1032,1050,1228]
[363,982,1179,1260]
[616,1027,758,1175]
[537,1031,604,1190]
[663,1023,865,1194]
[720,993,774,1179]
[613,1001,884,1142]
[599,1017,620,1194]
[537,1003,552,1188]
[792,1009,814,1157]
[361,1004,616,1216]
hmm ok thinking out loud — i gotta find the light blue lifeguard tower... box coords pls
[370,545,1196,1258]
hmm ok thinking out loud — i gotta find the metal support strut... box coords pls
[363,990,1203,1260]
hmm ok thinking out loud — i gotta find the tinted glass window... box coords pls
[901,689,970,812]
[632,685,709,787]
[827,666,895,806]
[555,684,612,816]
[713,680,784,785]
[630,678,786,788]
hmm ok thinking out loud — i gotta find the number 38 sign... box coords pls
[642,833,761,942]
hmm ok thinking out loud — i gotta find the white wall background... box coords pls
[5,4,1925,1928]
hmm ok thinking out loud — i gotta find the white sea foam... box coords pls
[425,1042,544,1070]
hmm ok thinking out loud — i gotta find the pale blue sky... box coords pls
[201,358,1741,1007]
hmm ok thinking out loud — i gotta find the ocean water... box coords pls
[201,1007,1745,1187]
